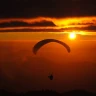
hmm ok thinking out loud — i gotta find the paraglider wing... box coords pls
[33,39,70,54]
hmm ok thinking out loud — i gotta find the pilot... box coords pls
[48,74,53,80]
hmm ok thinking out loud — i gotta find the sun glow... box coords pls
[68,32,76,40]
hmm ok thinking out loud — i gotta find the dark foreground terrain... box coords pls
[0,89,96,96]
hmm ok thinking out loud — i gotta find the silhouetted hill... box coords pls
[0,89,18,96]
[0,89,96,96]
[25,90,59,96]
[62,90,96,96]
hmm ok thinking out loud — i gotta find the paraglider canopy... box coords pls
[33,39,71,54]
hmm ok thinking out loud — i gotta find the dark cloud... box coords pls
[1,21,96,32]
[61,25,96,32]
[0,21,56,28]
[82,25,96,31]
[0,20,58,32]
[0,28,62,32]
[0,0,96,18]
[1,23,96,32]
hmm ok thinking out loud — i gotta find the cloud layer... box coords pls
[0,20,56,28]
[0,0,96,18]
[0,16,96,32]
[0,0,96,32]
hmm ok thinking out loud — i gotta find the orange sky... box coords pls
[0,0,96,93]
[0,16,96,93]
[0,31,96,41]
[0,35,96,92]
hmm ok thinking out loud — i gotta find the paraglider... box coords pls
[48,74,53,80]
[32,39,71,80]
[33,39,70,54]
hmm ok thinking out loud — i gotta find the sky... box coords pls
[0,0,96,32]
[0,0,96,93]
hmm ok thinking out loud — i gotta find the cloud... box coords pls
[0,28,62,32]
[0,20,58,32]
[0,16,96,32]
[81,25,96,31]
[0,0,96,18]
[0,20,56,28]
[61,25,96,32]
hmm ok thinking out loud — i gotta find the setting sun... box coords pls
[69,32,76,40]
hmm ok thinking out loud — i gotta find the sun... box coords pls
[68,32,76,40]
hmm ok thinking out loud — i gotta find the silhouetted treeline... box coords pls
[0,89,96,96]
